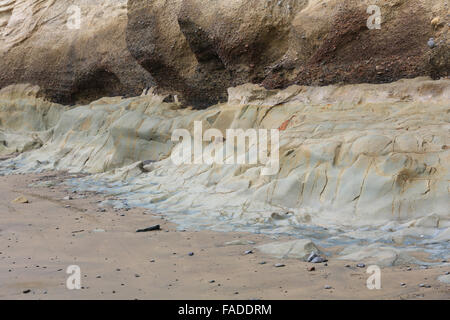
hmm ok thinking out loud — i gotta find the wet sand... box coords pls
[0,172,448,300]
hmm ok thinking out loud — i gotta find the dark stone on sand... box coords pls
[136,225,161,232]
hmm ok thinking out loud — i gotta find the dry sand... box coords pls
[0,172,448,300]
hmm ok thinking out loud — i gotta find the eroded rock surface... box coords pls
[0,78,449,264]
[0,0,153,104]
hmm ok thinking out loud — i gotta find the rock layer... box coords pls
[0,0,448,107]
[0,78,449,263]
[0,0,153,104]
[127,0,450,107]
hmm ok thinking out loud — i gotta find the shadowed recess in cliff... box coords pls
[68,69,125,105]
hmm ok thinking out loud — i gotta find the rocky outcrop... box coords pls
[1,78,449,262]
[256,240,321,260]
[0,84,66,154]
[0,0,448,107]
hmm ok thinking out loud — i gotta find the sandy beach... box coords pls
[0,172,448,300]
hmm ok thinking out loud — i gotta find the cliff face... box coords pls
[126,0,449,107]
[0,0,153,104]
[0,0,448,107]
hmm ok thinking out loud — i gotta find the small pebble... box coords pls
[311,256,326,263]
[244,250,253,255]
[324,285,332,290]
[427,38,436,48]
[274,263,285,268]
[188,252,194,256]
[356,263,365,268]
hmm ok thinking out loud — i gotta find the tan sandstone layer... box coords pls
[0,0,152,104]
[0,0,448,106]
